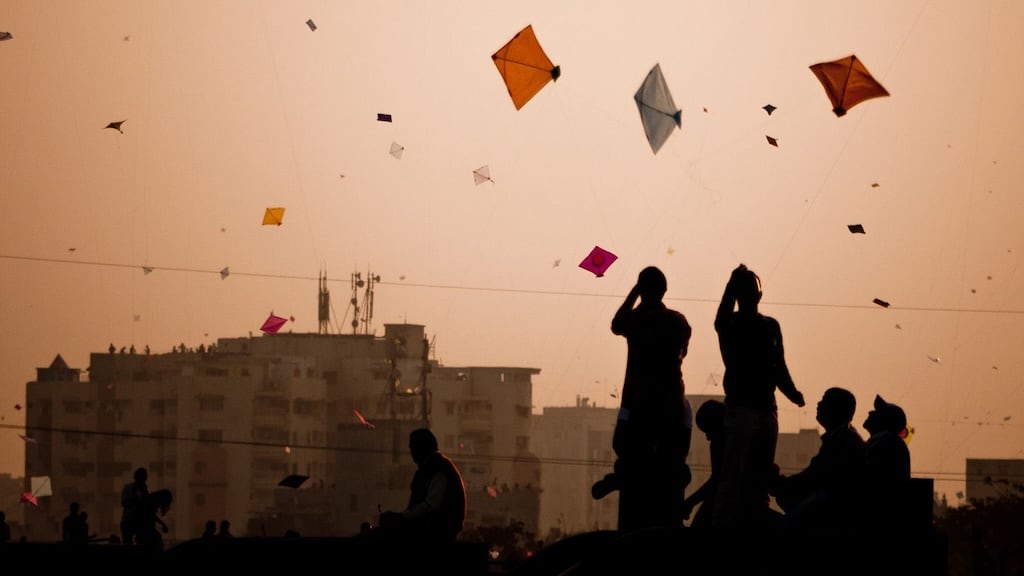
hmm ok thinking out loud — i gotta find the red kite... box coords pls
[352,408,375,430]
[260,314,288,334]
[492,25,560,110]
[579,246,618,278]
[20,492,38,507]
[809,55,889,117]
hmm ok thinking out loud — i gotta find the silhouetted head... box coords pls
[864,394,907,435]
[219,520,230,533]
[816,387,856,430]
[733,267,762,311]
[151,489,173,514]
[69,501,80,514]
[695,400,725,437]
[134,467,148,484]
[637,266,667,302]
[409,428,439,466]
[204,520,216,533]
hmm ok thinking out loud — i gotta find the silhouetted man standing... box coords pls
[605,266,692,532]
[713,264,805,532]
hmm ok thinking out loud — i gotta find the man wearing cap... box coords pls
[864,395,910,485]
[862,394,912,537]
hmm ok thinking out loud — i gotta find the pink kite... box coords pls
[352,408,375,430]
[579,246,618,277]
[260,314,288,334]
[20,492,38,507]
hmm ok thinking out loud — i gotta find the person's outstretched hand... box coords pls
[792,391,805,407]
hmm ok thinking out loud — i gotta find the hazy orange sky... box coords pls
[1,1,1022,502]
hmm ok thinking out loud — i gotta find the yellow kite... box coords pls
[262,207,285,226]
[492,25,560,111]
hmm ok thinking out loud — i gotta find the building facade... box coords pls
[23,324,542,544]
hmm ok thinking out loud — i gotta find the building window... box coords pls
[198,395,225,412]
[150,399,166,415]
[240,368,250,377]
[198,429,222,443]
[194,493,206,506]
[194,461,206,474]
[204,367,229,377]
[516,436,530,451]
[62,400,84,414]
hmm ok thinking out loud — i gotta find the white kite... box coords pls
[634,63,682,154]
[390,142,404,160]
[473,165,493,185]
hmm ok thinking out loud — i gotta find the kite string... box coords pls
[937,0,995,474]
[256,1,322,270]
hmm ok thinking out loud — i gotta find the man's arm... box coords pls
[611,284,640,336]
[769,319,805,407]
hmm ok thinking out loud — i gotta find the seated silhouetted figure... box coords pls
[863,395,912,536]
[681,399,724,530]
[771,387,866,535]
[201,520,216,539]
[378,428,467,547]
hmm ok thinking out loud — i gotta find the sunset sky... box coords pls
[1,1,1022,501]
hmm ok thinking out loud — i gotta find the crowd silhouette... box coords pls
[2,264,936,575]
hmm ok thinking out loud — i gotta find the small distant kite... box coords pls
[486,486,498,498]
[809,54,890,117]
[31,475,52,497]
[377,113,392,122]
[872,298,890,308]
[473,165,493,185]
[260,314,289,335]
[848,224,865,234]
[19,492,38,507]
[18,434,37,444]
[105,120,126,133]
[142,266,154,275]
[927,355,941,364]
[766,135,779,147]
[306,19,316,31]
[871,182,880,188]
[262,207,285,226]
[220,267,230,280]
[762,104,777,115]
[352,408,375,430]
[634,63,682,154]
[278,474,309,489]
[492,24,560,111]
[14,403,21,411]
[552,258,561,268]
[579,246,617,278]
[390,142,404,159]
[0,32,12,41]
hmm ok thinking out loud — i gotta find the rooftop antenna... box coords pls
[318,267,331,334]
[350,268,380,335]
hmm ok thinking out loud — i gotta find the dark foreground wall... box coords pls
[0,538,492,574]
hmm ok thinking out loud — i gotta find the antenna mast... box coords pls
[350,268,380,335]
[318,267,331,334]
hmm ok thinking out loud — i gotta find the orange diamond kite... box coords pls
[809,54,889,117]
[492,25,560,111]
